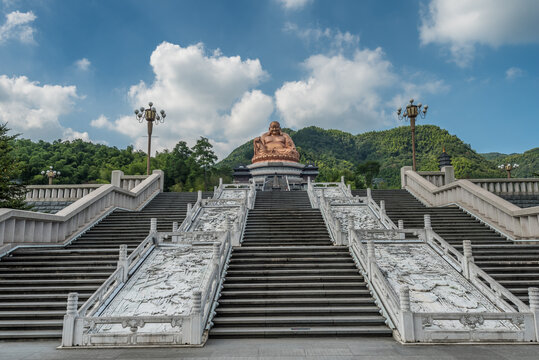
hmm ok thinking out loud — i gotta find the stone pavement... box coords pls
[1,337,539,360]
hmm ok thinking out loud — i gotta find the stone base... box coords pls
[243,161,317,190]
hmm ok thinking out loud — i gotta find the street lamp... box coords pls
[397,99,428,171]
[41,166,60,185]
[134,102,166,175]
[498,163,519,179]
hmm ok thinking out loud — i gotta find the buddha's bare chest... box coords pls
[264,135,286,144]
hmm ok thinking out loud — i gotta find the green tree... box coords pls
[356,161,380,188]
[0,123,27,209]
[192,137,218,191]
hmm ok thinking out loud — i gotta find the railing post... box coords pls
[213,242,221,270]
[150,218,157,233]
[529,287,539,342]
[423,214,432,242]
[341,176,345,185]
[197,190,202,202]
[118,244,128,282]
[461,240,473,279]
[190,291,202,344]
[367,238,375,262]
[398,220,404,230]
[186,203,192,224]
[399,286,415,342]
[172,221,178,243]
[366,187,372,200]
[335,219,343,245]
[61,292,79,347]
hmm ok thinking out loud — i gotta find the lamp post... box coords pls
[41,166,60,185]
[397,99,428,171]
[498,163,519,179]
[134,102,166,175]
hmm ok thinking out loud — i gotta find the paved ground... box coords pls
[1,338,539,360]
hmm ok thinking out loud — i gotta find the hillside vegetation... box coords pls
[219,125,537,188]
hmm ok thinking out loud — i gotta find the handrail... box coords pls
[25,184,103,201]
[0,170,163,247]
[403,167,539,239]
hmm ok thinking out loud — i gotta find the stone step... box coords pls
[217,297,375,306]
[0,330,62,339]
[212,315,386,326]
[220,289,371,298]
[209,325,392,337]
[215,305,382,315]
[222,282,366,290]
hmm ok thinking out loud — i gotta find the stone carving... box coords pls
[252,121,300,163]
[459,315,485,329]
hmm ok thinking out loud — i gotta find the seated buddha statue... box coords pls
[252,121,300,163]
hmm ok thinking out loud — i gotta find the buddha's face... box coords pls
[269,121,282,135]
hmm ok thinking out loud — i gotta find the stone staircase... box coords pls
[353,189,539,305]
[0,191,211,340]
[210,191,391,337]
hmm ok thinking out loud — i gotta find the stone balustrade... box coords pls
[402,166,539,240]
[0,170,164,252]
[470,178,539,195]
[25,184,103,201]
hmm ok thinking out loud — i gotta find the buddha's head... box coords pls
[269,121,282,135]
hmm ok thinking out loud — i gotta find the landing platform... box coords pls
[2,338,538,359]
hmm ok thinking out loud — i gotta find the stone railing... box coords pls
[25,184,103,201]
[0,170,163,252]
[402,166,539,240]
[348,227,538,342]
[61,225,232,346]
[470,178,539,195]
[416,166,455,187]
[110,170,154,191]
[306,177,352,208]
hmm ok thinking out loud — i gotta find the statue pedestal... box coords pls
[241,161,317,190]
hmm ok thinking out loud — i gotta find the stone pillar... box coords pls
[341,176,345,185]
[190,291,202,344]
[150,218,157,233]
[152,169,165,192]
[399,286,415,342]
[401,166,412,189]
[423,214,431,229]
[61,292,79,347]
[398,220,404,230]
[172,222,178,243]
[334,219,343,245]
[197,190,202,202]
[219,178,223,187]
[111,170,124,188]
[441,166,455,185]
[462,240,473,279]
[367,239,375,261]
[213,242,221,267]
[118,244,128,282]
[529,287,539,341]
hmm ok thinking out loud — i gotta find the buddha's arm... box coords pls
[284,134,297,150]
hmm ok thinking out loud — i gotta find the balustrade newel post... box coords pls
[529,287,539,341]
[461,240,473,279]
[172,221,178,243]
[423,214,432,242]
[118,244,129,282]
[190,291,203,344]
[399,286,415,342]
[197,190,202,202]
[61,292,79,347]
[398,220,404,230]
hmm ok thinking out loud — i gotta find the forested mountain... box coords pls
[219,125,538,188]
[479,149,539,177]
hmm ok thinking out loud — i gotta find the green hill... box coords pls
[219,125,538,188]
[480,148,539,178]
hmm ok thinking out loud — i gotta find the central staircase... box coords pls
[0,192,211,340]
[210,191,391,337]
[353,189,539,305]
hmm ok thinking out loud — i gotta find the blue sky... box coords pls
[0,0,538,159]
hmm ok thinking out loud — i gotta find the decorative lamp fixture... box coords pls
[134,102,166,175]
[41,166,61,185]
[397,99,428,171]
[498,163,519,179]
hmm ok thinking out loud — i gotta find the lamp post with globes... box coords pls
[498,163,519,179]
[41,166,60,185]
[134,102,166,175]
[397,99,428,171]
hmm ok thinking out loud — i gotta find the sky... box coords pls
[0,0,538,159]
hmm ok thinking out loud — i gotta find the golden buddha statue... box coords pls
[252,121,300,164]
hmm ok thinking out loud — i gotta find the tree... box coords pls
[356,161,380,188]
[0,123,27,209]
[192,137,218,191]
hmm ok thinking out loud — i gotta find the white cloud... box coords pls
[0,10,36,44]
[277,0,312,10]
[420,0,539,67]
[62,127,91,142]
[90,114,110,129]
[284,22,359,51]
[505,66,524,80]
[0,75,81,140]
[75,58,91,71]
[108,42,271,158]
[275,49,447,134]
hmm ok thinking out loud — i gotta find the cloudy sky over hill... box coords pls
[0,0,538,158]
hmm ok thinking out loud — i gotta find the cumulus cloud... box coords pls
[0,10,36,44]
[0,75,82,141]
[505,67,524,80]
[62,127,91,142]
[276,0,312,10]
[107,42,271,158]
[75,58,91,71]
[420,0,539,66]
